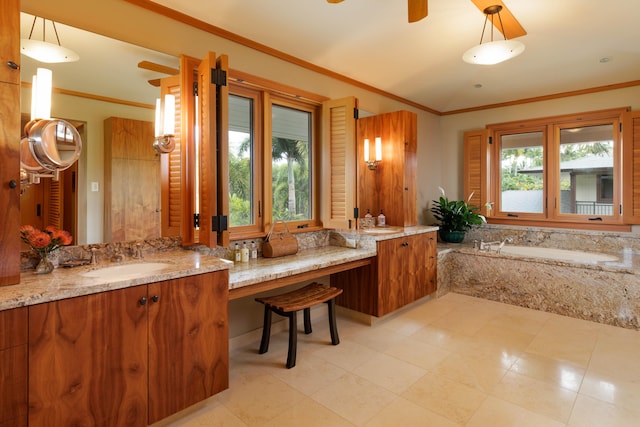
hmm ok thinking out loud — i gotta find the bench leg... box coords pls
[327,299,340,345]
[286,311,297,369]
[303,307,312,334]
[258,306,273,354]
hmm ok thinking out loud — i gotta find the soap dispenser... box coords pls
[241,241,249,263]
[377,210,386,227]
[233,242,241,263]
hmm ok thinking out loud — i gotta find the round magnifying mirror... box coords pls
[26,119,82,171]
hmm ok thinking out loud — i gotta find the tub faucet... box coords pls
[496,237,513,253]
[479,240,500,251]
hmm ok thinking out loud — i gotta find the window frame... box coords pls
[227,86,264,238]
[227,79,322,240]
[486,107,627,228]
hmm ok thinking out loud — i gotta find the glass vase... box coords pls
[35,252,54,274]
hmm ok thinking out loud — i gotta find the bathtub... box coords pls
[445,244,639,329]
[495,245,619,263]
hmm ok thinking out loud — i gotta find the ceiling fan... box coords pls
[137,60,179,87]
[327,0,428,23]
[327,0,526,38]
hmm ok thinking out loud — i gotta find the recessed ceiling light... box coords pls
[599,57,612,63]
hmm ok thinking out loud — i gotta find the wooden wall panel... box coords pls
[623,111,640,223]
[104,116,160,242]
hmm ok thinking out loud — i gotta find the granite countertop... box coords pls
[0,249,233,311]
[0,226,437,312]
[228,244,376,291]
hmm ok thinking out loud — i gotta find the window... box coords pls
[486,108,625,227]
[271,103,312,222]
[227,80,321,238]
[498,130,545,216]
[228,91,259,228]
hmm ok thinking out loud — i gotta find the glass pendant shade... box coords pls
[463,39,525,65]
[21,39,79,63]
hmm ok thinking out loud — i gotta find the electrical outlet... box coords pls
[91,182,99,192]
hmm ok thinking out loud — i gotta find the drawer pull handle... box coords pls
[7,61,19,70]
[139,297,147,306]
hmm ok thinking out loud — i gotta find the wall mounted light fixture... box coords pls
[462,5,525,65]
[364,137,382,170]
[153,94,176,154]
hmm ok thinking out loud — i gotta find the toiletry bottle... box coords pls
[234,242,241,263]
[241,241,249,263]
[364,209,373,227]
[377,210,386,227]
[250,241,258,260]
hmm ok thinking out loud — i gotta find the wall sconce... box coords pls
[364,137,382,170]
[153,94,176,153]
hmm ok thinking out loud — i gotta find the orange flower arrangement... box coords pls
[20,225,73,258]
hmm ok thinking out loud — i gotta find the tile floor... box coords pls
[154,293,640,426]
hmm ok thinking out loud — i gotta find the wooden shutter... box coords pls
[160,74,183,238]
[623,111,640,224]
[215,55,229,248]
[463,129,491,217]
[321,96,358,230]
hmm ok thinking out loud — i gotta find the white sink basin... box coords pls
[81,262,171,280]
[361,227,402,235]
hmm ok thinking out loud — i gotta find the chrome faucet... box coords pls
[132,242,144,259]
[110,245,125,263]
[90,247,98,265]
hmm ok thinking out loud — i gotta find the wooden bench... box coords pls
[255,282,343,368]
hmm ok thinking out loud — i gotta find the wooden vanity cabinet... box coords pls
[28,271,229,426]
[332,231,437,316]
[0,307,28,427]
[0,0,21,287]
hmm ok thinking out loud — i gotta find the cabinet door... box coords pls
[0,307,27,427]
[0,82,20,286]
[148,270,229,424]
[377,238,407,315]
[29,288,148,427]
[0,0,19,85]
[410,231,437,299]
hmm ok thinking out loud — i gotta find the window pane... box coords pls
[500,132,544,213]
[559,124,614,215]
[272,104,312,221]
[228,94,254,226]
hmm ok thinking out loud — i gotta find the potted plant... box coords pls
[430,187,485,243]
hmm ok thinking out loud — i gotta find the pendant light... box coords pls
[21,16,79,63]
[462,5,525,65]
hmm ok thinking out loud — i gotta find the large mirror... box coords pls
[19,12,180,245]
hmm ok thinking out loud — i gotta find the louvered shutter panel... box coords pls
[321,97,358,230]
[623,111,640,223]
[463,129,490,217]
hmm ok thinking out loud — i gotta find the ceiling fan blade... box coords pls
[137,60,179,76]
[148,78,161,87]
[470,0,526,38]
[326,0,344,3]
[408,0,428,23]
